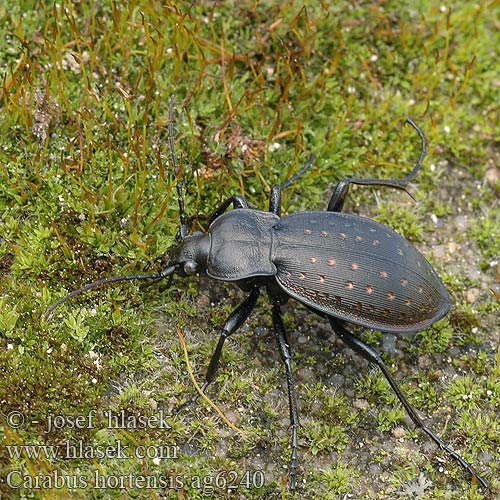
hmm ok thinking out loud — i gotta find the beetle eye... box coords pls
[183,260,198,276]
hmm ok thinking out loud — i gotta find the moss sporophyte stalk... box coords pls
[2,1,498,497]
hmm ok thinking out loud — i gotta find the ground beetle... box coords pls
[47,98,489,491]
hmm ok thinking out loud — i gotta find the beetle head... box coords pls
[166,230,210,277]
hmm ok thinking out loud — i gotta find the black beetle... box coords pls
[46,99,488,491]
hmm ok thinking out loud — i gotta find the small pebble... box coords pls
[392,427,406,439]
[466,287,481,304]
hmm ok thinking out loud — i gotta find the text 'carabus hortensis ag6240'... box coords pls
[46,99,489,491]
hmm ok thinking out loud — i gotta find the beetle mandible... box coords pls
[46,98,488,491]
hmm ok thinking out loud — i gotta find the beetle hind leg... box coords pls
[269,295,300,490]
[171,287,260,414]
[328,317,489,489]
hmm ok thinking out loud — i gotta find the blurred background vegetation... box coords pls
[0,1,498,499]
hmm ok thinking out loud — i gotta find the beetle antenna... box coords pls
[168,97,188,240]
[44,265,177,320]
[403,117,427,184]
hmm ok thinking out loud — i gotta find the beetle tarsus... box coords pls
[270,294,300,490]
[171,380,209,415]
[404,117,427,183]
[326,118,427,212]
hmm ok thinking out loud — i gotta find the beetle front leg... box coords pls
[269,154,315,216]
[328,317,489,489]
[172,287,260,414]
[208,196,249,225]
[269,298,300,490]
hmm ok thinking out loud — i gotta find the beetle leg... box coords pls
[269,296,300,490]
[328,317,489,489]
[172,287,260,413]
[327,177,416,212]
[269,154,315,216]
[327,118,427,212]
[208,196,249,225]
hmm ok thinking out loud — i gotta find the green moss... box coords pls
[1,0,498,498]
[309,462,358,497]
